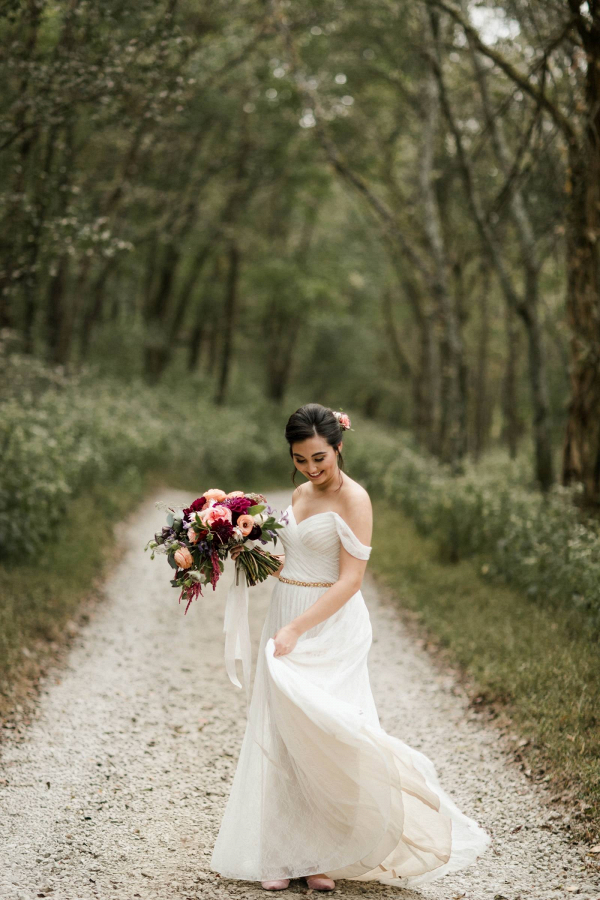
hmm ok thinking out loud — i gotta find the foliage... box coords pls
[0,0,581,476]
[348,418,600,637]
[2,336,599,636]
[0,352,289,558]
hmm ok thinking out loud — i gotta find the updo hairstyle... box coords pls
[285,403,346,488]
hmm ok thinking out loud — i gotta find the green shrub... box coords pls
[2,352,599,637]
[0,355,288,558]
[348,419,600,637]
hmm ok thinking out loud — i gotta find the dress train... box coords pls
[210,504,492,886]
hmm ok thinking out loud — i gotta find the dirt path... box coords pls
[1,488,599,900]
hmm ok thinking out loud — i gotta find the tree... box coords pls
[426,0,600,503]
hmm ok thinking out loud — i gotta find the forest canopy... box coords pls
[1,0,600,505]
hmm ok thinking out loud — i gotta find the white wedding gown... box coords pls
[210,504,492,887]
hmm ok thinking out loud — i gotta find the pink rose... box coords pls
[237,514,255,536]
[204,504,232,526]
[187,527,200,543]
[174,547,193,569]
[196,504,215,522]
[338,413,351,430]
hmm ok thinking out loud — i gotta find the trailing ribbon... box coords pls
[223,559,252,701]
[222,554,295,779]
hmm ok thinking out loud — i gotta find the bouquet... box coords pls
[144,489,284,613]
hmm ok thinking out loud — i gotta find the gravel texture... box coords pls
[1,487,599,900]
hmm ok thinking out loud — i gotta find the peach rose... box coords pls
[203,488,227,504]
[226,490,245,498]
[204,504,232,526]
[174,546,193,569]
[237,514,255,536]
[187,527,200,543]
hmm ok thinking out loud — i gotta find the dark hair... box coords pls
[285,403,346,489]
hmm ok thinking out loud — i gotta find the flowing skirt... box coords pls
[210,578,492,886]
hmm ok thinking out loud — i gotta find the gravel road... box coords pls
[1,488,599,900]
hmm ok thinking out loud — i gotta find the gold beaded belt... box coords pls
[278,575,334,588]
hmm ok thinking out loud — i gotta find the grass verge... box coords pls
[370,498,600,845]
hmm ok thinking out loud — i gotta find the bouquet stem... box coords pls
[236,547,281,586]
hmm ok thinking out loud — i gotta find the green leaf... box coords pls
[247,504,265,515]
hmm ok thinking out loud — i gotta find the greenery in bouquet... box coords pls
[144,489,284,613]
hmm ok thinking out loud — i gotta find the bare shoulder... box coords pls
[339,478,372,544]
[291,484,305,508]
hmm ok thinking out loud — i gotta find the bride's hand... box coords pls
[272,624,300,657]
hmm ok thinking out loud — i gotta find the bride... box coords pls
[210,403,491,891]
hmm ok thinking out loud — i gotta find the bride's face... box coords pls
[291,434,342,487]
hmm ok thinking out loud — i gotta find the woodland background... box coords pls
[1,0,600,840]
[3,0,600,491]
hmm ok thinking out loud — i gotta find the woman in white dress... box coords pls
[210,403,492,891]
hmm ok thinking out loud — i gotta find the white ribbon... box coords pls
[222,554,294,779]
[223,560,252,700]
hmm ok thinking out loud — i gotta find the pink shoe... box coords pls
[261,879,290,890]
[306,874,335,891]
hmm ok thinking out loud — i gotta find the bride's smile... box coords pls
[290,432,342,493]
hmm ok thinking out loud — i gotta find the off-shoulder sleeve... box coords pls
[333,513,372,560]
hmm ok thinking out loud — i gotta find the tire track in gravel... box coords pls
[1,488,599,900]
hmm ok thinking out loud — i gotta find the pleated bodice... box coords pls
[275,504,372,584]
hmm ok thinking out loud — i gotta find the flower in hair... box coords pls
[333,410,352,431]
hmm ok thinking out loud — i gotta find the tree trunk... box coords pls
[420,45,466,467]
[473,263,492,460]
[562,134,600,505]
[522,279,555,490]
[433,17,557,485]
[0,0,43,334]
[187,308,206,373]
[143,242,180,381]
[382,288,412,380]
[79,261,113,358]
[45,256,70,365]
[215,242,240,405]
[417,310,438,455]
[427,0,599,502]
[469,39,554,489]
[264,307,301,403]
[502,301,521,459]
[188,255,222,373]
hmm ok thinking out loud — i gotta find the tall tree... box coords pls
[426,0,600,502]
